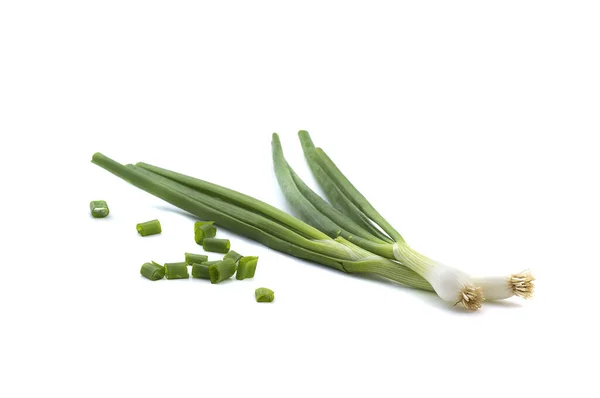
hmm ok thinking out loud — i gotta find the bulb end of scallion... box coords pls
[509,270,535,299]
[456,285,484,311]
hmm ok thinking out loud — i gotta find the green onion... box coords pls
[474,271,535,300]
[164,262,189,279]
[185,252,208,265]
[140,262,165,281]
[297,131,485,310]
[203,260,221,266]
[136,219,162,237]
[91,153,430,291]
[191,263,211,279]
[208,259,237,284]
[203,238,230,253]
[255,287,274,302]
[90,200,110,218]
[236,256,258,280]
[194,221,217,244]
[223,250,243,263]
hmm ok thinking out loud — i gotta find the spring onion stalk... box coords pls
[223,250,243,263]
[203,238,231,253]
[272,133,394,259]
[91,153,429,290]
[297,131,486,310]
[136,219,162,237]
[140,262,165,281]
[255,287,275,302]
[165,262,189,279]
[185,253,208,265]
[90,200,110,218]
[236,256,258,280]
[131,165,358,261]
[209,259,237,283]
[474,271,535,300]
[298,131,392,242]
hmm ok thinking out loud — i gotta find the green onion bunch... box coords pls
[92,131,534,311]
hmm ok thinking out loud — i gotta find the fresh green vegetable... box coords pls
[208,259,237,284]
[140,262,165,280]
[296,131,486,309]
[194,221,217,244]
[236,256,258,280]
[164,262,189,279]
[136,219,162,237]
[223,250,243,263]
[203,238,230,253]
[191,263,211,279]
[203,260,221,266]
[255,287,274,302]
[90,200,110,218]
[185,252,208,265]
[91,153,431,291]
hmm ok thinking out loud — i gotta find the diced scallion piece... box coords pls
[194,222,217,244]
[90,200,110,218]
[164,262,189,279]
[191,263,210,279]
[136,219,162,236]
[203,238,230,253]
[140,261,165,281]
[208,259,237,284]
[203,260,220,266]
[223,250,243,263]
[185,252,208,265]
[255,287,274,302]
[236,256,258,280]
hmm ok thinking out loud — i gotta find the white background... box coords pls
[1,1,599,397]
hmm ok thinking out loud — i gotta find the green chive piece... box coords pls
[90,200,110,218]
[236,256,258,280]
[164,262,189,279]
[194,222,217,244]
[185,252,208,265]
[203,260,220,266]
[203,238,230,253]
[191,263,211,279]
[255,287,274,302]
[223,250,243,263]
[136,219,162,236]
[208,259,237,284]
[140,262,165,281]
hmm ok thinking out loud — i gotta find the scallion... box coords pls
[208,259,237,284]
[90,200,110,218]
[140,262,165,281]
[255,287,274,302]
[203,238,230,253]
[136,219,162,237]
[185,252,208,265]
[165,262,189,279]
[236,256,258,280]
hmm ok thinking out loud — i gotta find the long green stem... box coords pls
[92,153,432,291]
[135,162,331,241]
[298,131,393,243]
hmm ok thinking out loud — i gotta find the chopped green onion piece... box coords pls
[202,260,221,266]
[140,262,165,281]
[223,250,243,263]
[185,252,208,265]
[136,219,162,236]
[236,256,258,280]
[194,220,215,230]
[191,263,210,279]
[90,200,110,218]
[208,259,237,284]
[255,287,274,302]
[194,223,217,244]
[164,262,189,279]
[203,238,230,253]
